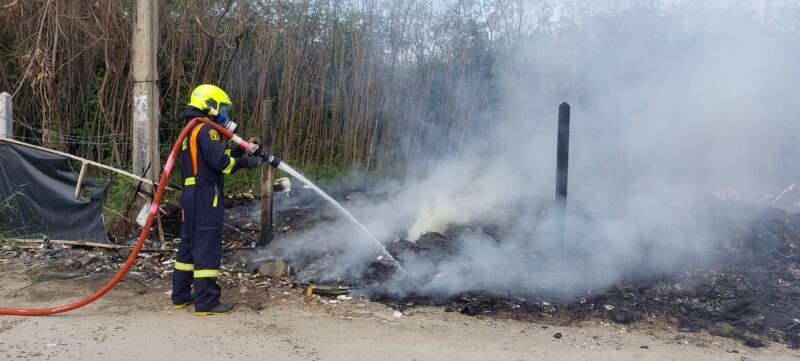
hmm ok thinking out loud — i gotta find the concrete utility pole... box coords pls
[0,92,12,139]
[258,99,274,248]
[132,0,160,182]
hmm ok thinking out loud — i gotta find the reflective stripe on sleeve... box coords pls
[184,177,196,186]
[194,269,219,278]
[222,157,236,175]
[175,261,194,271]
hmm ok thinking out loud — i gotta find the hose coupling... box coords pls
[230,135,259,155]
[266,155,282,168]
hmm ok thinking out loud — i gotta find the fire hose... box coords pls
[0,117,278,316]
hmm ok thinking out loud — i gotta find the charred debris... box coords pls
[371,205,800,349]
[2,188,798,349]
[257,188,800,348]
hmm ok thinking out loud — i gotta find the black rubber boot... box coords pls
[195,303,234,316]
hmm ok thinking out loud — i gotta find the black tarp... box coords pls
[0,141,109,242]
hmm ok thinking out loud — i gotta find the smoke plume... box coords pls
[264,2,800,300]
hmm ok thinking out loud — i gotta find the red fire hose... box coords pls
[0,118,254,316]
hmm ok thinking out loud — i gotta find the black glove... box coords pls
[231,145,244,158]
[240,154,262,169]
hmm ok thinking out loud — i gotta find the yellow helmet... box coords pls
[187,84,232,117]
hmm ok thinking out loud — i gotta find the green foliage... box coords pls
[309,153,348,184]
[224,167,262,195]
[223,158,350,195]
[7,1,794,181]
[104,176,136,212]
[0,189,28,245]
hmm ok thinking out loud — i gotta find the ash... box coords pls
[257,194,800,348]
[369,206,800,348]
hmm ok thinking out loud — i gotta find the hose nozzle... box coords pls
[230,133,281,168]
[266,155,282,169]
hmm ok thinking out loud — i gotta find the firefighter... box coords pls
[171,84,261,315]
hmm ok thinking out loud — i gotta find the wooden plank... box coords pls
[14,239,120,249]
[74,161,88,198]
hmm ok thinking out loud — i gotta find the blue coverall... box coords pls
[171,116,246,311]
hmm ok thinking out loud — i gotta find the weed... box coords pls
[0,188,29,245]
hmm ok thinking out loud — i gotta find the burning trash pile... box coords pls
[368,205,800,348]
[252,192,800,348]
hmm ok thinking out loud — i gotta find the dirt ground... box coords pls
[1,275,798,361]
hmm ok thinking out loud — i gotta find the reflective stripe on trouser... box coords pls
[194,269,219,278]
[174,261,194,271]
[171,184,224,311]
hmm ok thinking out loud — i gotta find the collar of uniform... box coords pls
[183,106,209,122]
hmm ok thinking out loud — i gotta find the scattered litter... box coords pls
[0,249,21,259]
[344,311,373,318]
[311,284,349,297]
[374,312,400,322]
[304,285,315,299]
[78,254,98,267]
[255,260,289,279]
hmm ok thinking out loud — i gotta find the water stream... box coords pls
[277,162,404,271]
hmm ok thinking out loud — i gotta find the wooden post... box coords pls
[258,99,274,248]
[131,0,160,184]
[74,161,88,198]
[555,102,570,241]
[0,92,12,139]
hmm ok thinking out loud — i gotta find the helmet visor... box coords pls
[217,104,232,124]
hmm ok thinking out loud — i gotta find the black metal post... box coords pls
[555,102,570,239]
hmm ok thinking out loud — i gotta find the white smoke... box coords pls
[265,2,800,299]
